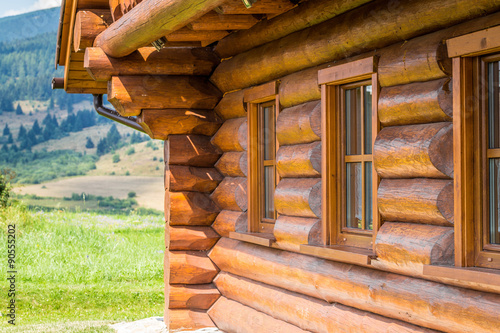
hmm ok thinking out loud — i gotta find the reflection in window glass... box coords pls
[364,86,372,154]
[365,162,373,231]
[264,166,275,219]
[345,87,362,155]
[346,162,362,229]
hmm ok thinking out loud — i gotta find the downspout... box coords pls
[93,94,146,133]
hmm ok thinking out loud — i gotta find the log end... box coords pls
[212,210,248,237]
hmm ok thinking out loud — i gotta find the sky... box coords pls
[0,0,61,18]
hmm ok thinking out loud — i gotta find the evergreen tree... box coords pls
[0,99,14,112]
[3,124,10,136]
[7,134,13,144]
[15,104,23,115]
[85,137,94,149]
[32,120,41,135]
[1,144,8,153]
[106,124,121,148]
[18,125,27,140]
[96,138,108,156]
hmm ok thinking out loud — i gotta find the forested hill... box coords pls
[0,7,88,112]
[0,7,60,43]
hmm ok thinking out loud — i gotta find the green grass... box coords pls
[0,204,165,329]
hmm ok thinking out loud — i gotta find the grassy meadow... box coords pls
[0,202,165,332]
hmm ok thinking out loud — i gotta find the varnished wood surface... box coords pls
[213,90,246,120]
[212,210,247,237]
[210,177,248,212]
[73,10,112,53]
[209,238,500,333]
[169,251,219,284]
[276,141,321,178]
[274,178,321,218]
[273,215,321,252]
[276,100,321,146]
[210,117,247,152]
[167,309,215,331]
[169,191,220,226]
[214,152,247,177]
[168,135,222,167]
[169,165,222,193]
[169,284,220,310]
[169,226,220,251]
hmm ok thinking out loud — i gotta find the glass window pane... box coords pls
[346,162,362,229]
[490,158,500,245]
[365,162,373,231]
[345,87,362,155]
[264,166,275,219]
[262,106,274,160]
[364,85,373,154]
[488,61,500,149]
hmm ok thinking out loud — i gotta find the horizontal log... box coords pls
[373,122,453,179]
[215,272,437,333]
[168,135,222,167]
[378,79,452,126]
[107,76,222,117]
[214,90,246,120]
[169,284,220,310]
[169,251,219,284]
[210,0,500,92]
[209,238,500,333]
[208,297,307,333]
[169,165,222,193]
[275,178,321,218]
[169,226,220,251]
[378,33,451,87]
[277,141,321,178]
[167,309,215,331]
[84,47,219,81]
[215,0,295,15]
[215,0,371,58]
[374,222,454,275]
[77,0,109,9]
[188,11,258,31]
[138,109,222,140]
[73,10,112,53]
[277,100,321,145]
[166,27,229,43]
[378,179,454,226]
[214,152,247,177]
[169,191,220,226]
[210,177,247,212]
[212,210,247,237]
[94,0,227,58]
[210,117,247,152]
[273,215,321,252]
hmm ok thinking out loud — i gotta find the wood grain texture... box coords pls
[374,222,454,274]
[209,238,500,333]
[214,89,246,120]
[276,100,321,146]
[378,79,452,126]
[73,10,112,53]
[214,0,372,58]
[378,178,454,226]
[169,251,219,284]
[273,215,321,252]
[165,27,229,43]
[373,122,453,179]
[210,177,247,212]
[277,141,321,178]
[169,226,220,251]
[169,191,220,226]
[275,178,321,218]
[94,0,228,57]
[210,117,247,152]
[215,0,295,14]
[169,135,222,167]
[208,297,308,333]
[84,47,219,81]
[167,309,215,331]
[214,152,247,177]
[169,165,222,193]
[210,0,500,92]
[107,76,222,117]
[188,11,258,31]
[169,284,220,310]
[138,109,222,140]
[212,210,247,237]
[214,272,438,333]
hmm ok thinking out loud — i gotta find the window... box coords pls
[447,26,500,269]
[318,57,379,250]
[245,81,279,235]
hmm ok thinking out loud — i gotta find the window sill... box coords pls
[300,244,375,266]
[423,265,500,287]
[229,232,275,247]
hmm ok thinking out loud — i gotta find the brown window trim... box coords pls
[229,81,279,247]
[316,56,380,254]
[425,28,500,280]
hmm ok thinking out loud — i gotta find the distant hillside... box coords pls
[0,7,60,43]
[0,7,89,112]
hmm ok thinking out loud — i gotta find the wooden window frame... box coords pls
[317,56,380,252]
[245,81,279,235]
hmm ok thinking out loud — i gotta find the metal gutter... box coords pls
[93,95,146,133]
[55,0,67,69]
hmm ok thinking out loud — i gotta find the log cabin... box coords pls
[53,0,500,331]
